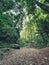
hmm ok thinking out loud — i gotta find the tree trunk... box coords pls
[33,0,49,13]
[45,0,49,3]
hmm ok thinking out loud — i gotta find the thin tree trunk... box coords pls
[33,0,49,13]
[45,0,49,3]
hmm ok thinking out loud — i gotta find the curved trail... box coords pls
[0,47,49,65]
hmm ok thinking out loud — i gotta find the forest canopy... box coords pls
[0,0,49,48]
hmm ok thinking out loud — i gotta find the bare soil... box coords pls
[0,47,49,65]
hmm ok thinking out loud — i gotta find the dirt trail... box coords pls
[0,47,49,65]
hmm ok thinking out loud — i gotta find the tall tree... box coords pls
[0,0,20,44]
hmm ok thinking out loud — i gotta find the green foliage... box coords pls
[0,0,15,12]
[0,0,49,48]
[0,14,14,27]
[0,0,21,48]
[0,14,19,44]
[25,0,36,14]
[20,0,49,48]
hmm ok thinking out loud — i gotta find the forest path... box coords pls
[0,47,49,65]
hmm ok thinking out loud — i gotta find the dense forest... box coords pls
[0,0,49,65]
[0,0,49,48]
